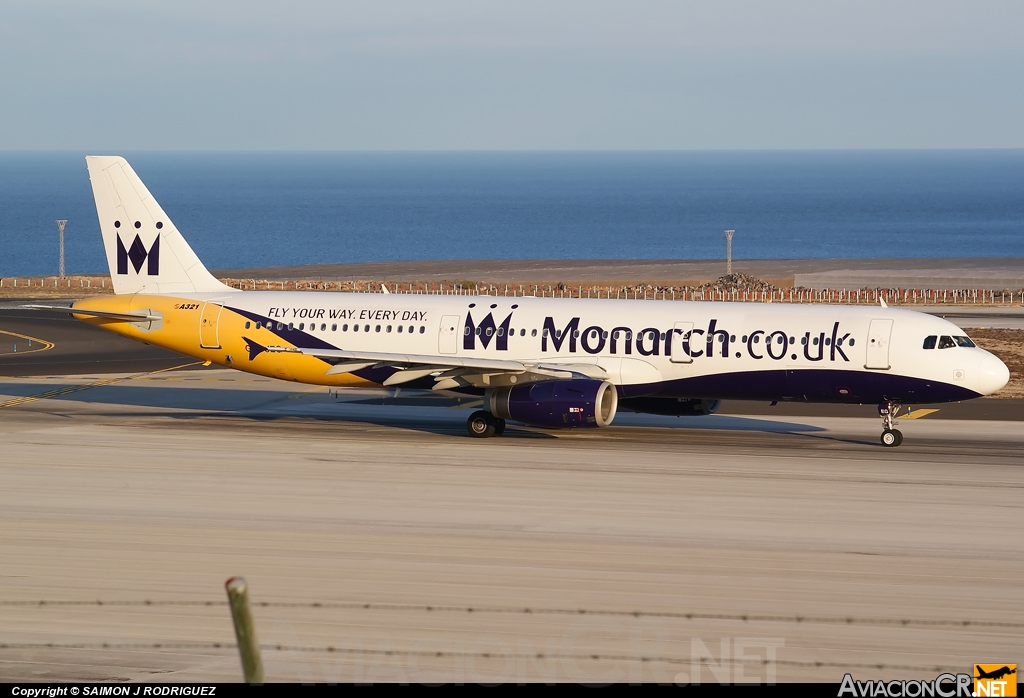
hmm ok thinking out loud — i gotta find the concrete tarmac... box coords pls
[1,370,1022,683]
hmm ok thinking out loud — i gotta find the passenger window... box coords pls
[398,325,403,333]
[245,321,251,329]
[386,325,392,333]
[331,324,337,331]
[321,324,326,331]
[923,336,937,349]
[256,322,261,329]
[365,325,370,332]
[419,326,425,334]
[288,323,294,331]
[409,325,414,333]
[938,335,956,349]
[353,324,359,332]
[531,329,537,337]
[954,336,976,347]
[375,325,381,332]
[299,323,304,330]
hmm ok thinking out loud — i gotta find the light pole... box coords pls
[56,220,68,277]
[724,229,735,275]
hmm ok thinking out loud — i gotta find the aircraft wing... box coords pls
[265,346,607,388]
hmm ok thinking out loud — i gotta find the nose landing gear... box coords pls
[467,410,506,438]
[878,401,903,447]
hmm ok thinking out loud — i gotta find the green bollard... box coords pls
[225,576,265,684]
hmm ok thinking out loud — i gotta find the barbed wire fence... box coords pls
[3,593,1015,682]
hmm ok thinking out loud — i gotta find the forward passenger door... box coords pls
[865,319,893,370]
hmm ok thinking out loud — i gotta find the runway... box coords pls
[1,369,1022,683]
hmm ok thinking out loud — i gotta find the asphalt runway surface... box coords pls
[1,366,1022,683]
[0,307,199,377]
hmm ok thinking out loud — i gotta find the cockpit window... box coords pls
[937,335,956,349]
[923,336,936,349]
[954,336,976,347]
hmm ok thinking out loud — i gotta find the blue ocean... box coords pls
[1,151,1023,278]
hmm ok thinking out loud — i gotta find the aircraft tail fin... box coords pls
[85,156,232,295]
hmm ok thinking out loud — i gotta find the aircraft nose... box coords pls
[977,353,1010,396]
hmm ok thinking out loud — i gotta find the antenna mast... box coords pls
[724,229,735,275]
[56,219,68,277]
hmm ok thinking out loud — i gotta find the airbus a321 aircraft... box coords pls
[45,156,1010,446]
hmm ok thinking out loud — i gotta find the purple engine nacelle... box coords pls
[487,379,619,429]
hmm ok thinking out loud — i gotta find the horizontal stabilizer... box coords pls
[22,304,162,322]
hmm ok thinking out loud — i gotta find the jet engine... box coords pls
[619,397,721,416]
[487,379,619,429]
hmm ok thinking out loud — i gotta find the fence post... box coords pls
[225,577,265,684]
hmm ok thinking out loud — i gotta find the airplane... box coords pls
[33,156,1011,445]
[975,666,1016,681]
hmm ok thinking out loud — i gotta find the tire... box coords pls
[881,429,900,447]
[493,418,506,436]
[892,429,903,446]
[467,410,496,438]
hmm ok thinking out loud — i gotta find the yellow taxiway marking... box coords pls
[0,361,202,410]
[904,408,940,420]
[0,329,55,356]
[287,386,328,401]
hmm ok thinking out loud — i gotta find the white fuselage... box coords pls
[162,290,1007,404]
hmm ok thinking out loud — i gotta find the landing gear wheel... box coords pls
[881,428,903,447]
[493,418,506,436]
[467,410,496,438]
[878,401,904,447]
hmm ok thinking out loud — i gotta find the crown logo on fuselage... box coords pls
[464,310,513,351]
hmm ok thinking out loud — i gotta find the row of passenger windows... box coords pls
[478,327,854,347]
[470,327,536,337]
[923,335,975,349]
[244,320,427,334]
[237,320,860,348]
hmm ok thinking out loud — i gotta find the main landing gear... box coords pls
[878,401,903,447]
[467,410,506,438]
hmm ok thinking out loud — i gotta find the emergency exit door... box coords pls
[670,321,694,363]
[438,315,460,354]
